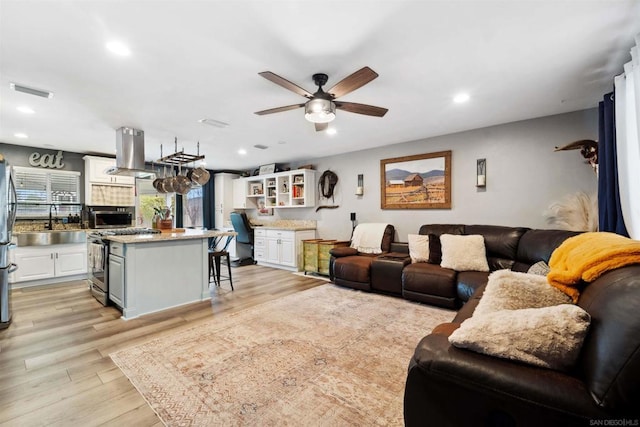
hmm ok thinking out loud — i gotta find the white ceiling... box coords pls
[1,1,639,171]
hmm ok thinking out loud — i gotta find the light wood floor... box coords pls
[0,265,326,426]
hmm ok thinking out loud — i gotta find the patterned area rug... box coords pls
[111,285,455,426]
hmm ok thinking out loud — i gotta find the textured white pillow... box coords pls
[473,270,572,318]
[439,234,489,272]
[408,234,430,263]
[449,304,591,371]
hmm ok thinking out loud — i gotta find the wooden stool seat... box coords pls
[208,249,234,290]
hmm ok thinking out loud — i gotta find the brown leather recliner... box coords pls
[329,224,395,291]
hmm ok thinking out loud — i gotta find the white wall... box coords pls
[270,109,598,242]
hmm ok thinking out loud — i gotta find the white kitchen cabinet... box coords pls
[108,253,125,308]
[84,156,135,185]
[10,243,87,283]
[83,156,135,206]
[254,228,315,270]
[232,177,247,209]
[214,173,239,228]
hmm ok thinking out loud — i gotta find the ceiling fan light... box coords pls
[305,99,336,123]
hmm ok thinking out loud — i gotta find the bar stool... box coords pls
[209,235,234,290]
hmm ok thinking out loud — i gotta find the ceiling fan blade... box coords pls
[315,122,328,132]
[254,104,305,115]
[335,101,388,117]
[327,66,379,98]
[259,71,314,99]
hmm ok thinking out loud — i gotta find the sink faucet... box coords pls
[47,204,58,230]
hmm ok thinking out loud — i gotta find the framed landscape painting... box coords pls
[380,150,452,209]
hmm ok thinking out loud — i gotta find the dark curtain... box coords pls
[175,195,183,228]
[598,92,628,236]
[202,170,216,246]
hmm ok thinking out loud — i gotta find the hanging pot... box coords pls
[190,166,210,186]
[162,168,176,193]
[174,164,191,195]
[153,165,167,193]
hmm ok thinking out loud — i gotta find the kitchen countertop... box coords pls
[254,225,317,231]
[105,229,236,244]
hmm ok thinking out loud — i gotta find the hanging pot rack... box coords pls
[156,137,205,166]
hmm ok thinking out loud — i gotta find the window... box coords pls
[14,167,81,217]
[183,186,203,228]
[136,179,175,228]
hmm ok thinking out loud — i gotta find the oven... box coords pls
[88,233,109,306]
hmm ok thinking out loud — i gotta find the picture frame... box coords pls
[259,163,276,175]
[249,182,263,195]
[380,150,452,209]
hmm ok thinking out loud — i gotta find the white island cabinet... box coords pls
[106,229,235,319]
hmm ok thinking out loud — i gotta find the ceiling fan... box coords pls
[254,66,388,131]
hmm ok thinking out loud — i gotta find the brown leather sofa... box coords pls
[405,264,640,425]
[400,225,579,308]
[329,224,395,291]
[402,224,640,424]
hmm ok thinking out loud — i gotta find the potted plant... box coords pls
[153,206,173,229]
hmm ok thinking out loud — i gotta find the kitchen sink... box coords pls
[16,230,87,247]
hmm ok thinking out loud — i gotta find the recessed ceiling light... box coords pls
[14,133,28,139]
[106,41,131,56]
[253,144,268,150]
[453,93,470,104]
[278,140,286,145]
[238,149,247,155]
[17,106,35,114]
[326,128,337,135]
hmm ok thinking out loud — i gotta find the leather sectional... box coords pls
[330,224,640,423]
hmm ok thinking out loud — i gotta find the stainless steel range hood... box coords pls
[106,127,154,178]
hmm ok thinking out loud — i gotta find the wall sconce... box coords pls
[476,158,486,187]
[350,212,357,233]
[356,174,364,195]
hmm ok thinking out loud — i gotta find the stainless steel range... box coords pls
[87,228,160,306]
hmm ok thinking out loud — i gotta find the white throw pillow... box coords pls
[408,234,430,263]
[473,270,572,318]
[449,304,591,371]
[439,234,489,272]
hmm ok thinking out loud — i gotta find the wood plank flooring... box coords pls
[0,265,326,426]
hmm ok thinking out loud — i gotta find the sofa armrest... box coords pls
[330,247,358,257]
[390,242,409,254]
[405,325,607,425]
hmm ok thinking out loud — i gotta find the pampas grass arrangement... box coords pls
[544,192,598,232]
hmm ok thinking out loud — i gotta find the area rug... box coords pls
[110,284,455,426]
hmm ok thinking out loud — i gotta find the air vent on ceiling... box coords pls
[254,144,269,150]
[198,118,229,128]
[10,82,54,99]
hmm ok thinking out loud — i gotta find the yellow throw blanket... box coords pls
[548,232,640,302]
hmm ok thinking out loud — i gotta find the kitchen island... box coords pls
[106,229,236,320]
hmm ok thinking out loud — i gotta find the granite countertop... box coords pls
[254,225,317,231]
[250,219,317,231]
[106,229,236,244]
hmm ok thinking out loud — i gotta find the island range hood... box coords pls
[106,127,154,178]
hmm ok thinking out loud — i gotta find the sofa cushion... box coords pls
[408,234,430,263]
[418,224,465,264]
[473,270,572,318]
[440,234,489,272]
[449,304,591,371]
[333,255,374,283]
[515,229,581,267]
[528,260,551,276]
[456,271,489,302]
[402,263,457,298]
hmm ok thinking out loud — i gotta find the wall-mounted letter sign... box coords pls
[28,150,65,169]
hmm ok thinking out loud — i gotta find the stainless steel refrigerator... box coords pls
[0,154,18,329]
